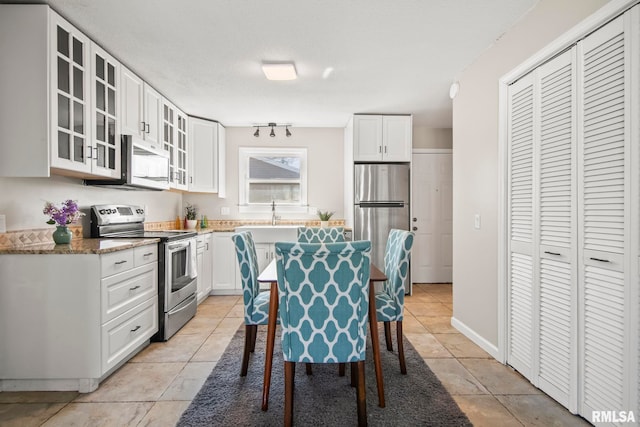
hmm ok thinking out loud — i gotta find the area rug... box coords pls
[177,325,472,426]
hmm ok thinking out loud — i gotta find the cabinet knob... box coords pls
[412,218,417,222]
[412,226,418,231]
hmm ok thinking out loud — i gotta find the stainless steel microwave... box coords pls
[85,135,170,190]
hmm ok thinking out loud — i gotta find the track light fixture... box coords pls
[252,123,293,138]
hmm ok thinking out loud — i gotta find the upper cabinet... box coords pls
[188,117,226,196]
[120,66,162,150]
[162,99,189,191]
[0,5,119,178]
[90,43,120,178]
[353,114,412,162]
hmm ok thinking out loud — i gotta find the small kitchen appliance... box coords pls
[91,204,197,341]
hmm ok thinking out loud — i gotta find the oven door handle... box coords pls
[167,241,190,252]
[169,293,197,315]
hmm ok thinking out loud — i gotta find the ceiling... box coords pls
[13,0,537,128]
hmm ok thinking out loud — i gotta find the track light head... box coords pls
[269,122,276,137]
[285,126,292,137]
[253,127,260,137]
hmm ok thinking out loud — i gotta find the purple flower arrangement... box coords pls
[43,199,85,227]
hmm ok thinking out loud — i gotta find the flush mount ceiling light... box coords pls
[252,123,293,138]
[262,62,297,81]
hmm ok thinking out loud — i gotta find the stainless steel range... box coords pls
[90,204,198,341]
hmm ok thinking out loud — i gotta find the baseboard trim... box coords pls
[450,316,502,362]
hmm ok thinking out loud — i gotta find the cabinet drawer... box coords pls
[102,263,157,323]
[101,297,157,374]
[101,249,134,277]
[134,244,157,267]
[196,235,205,248]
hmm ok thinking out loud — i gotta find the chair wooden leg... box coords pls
[350,362,356,387]
[241,324,253,376]
[353,361,367,426]
[384,321,393,351]
[338,363,346,377]
[284,361,295,427]
[250,324,257,352]
[305,363,313,375]
[397,321,407,375]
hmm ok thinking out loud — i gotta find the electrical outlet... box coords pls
[0,214,5,233]
[220,207,230,215]
[474,214,481,230]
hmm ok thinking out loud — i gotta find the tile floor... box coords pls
[0,284,591,426]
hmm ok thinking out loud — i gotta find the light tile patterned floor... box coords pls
[0,284,591,426]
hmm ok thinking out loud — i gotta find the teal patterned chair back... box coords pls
[275,241,371,363]
[377,229,414,322]
[296,226,345,243]
[232,231,269,325]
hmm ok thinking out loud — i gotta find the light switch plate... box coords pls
[0,214,6,233]
[220,207,230,215]
[474,214,481,230]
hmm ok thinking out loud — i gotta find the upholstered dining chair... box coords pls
[296,226,345,243]
[275,241,371,427]
[232,231,272,376]
[375,229,414,374]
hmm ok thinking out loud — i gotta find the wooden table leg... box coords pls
[369,279,385,408]
[262,281,278,411]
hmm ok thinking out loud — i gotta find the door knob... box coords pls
[412,226,418,231]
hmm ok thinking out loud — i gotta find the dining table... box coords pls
[257,258,388,411]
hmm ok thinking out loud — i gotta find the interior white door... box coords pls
[411,152,452,283]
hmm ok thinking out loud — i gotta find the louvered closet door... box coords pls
[578,14,630,418]
[507,74,536,379]
[535,49,577,411]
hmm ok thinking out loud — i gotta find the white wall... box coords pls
[184,126,345,222]
[452,0,610,346]
[0,175,181,234]
[413,126,452,149]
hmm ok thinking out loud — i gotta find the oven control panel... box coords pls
[91,204,145,225]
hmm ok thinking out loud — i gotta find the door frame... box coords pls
[496,0,636,365]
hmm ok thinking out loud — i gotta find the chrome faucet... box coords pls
[271,200,277,225]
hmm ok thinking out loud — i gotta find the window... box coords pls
[239,147,307,212]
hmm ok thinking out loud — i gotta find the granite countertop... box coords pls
[0,238,160,255]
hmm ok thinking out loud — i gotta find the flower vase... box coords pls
[320,221,329,228]
[52,225,72,244]
[186,220,198,230]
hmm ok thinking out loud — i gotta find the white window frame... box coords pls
[238,147,308,214]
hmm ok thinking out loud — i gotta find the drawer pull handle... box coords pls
[544,251,561,256]
[129,285,141,291]
[590,257,610,263]
[115,260,128,265]
[130,325,141,332]
[143,252,154,257]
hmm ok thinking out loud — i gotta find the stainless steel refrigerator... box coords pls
[354,163,411,293]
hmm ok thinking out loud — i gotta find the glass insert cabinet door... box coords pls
[90,43,120,178]
[50,12,91,174]
[175,111,189,190]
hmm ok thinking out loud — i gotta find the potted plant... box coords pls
[317,210,334,228]
[43,199,85,244]
[185,204,198,229]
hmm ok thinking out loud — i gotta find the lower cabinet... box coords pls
[255,242,275,274]
[0,243,158,393]
[196,233,213,303]
[211,232,241,295]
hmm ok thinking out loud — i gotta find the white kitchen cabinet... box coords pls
[162,99,189,190]
[196,233,213,303]
[120,65,163,150]
[0,244,158,393]
[0,5,98,178]
[189,117,226,195]
[90,42,120,178]
[211,232,241,295]
[353,114,412,162]
[255,242,275,274]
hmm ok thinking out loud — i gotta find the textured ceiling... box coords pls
[12,0,537,127]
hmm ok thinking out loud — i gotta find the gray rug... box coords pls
[177,325,472,426]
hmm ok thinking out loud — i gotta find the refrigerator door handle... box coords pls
[358,201,405,208]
